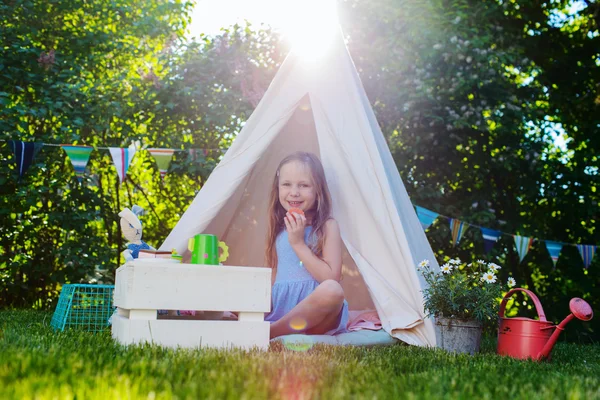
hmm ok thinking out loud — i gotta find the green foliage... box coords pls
[0,0,195,307]
[1,311,600,399]
[420,258,511,324]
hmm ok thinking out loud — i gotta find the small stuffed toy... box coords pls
[119,205,155,262]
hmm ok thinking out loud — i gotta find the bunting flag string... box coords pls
[2,139,597,269]
[545,241,564,267]
[577,245,596,269]
[188,149,200,161]
[1,139,224,181]
[0,140,223,153]
[415,206,439,230]
[449,218,468,247]
[8,141,43,180]
[61,145,93,182]
[109,145,136,184]
[188,148,211,161]
[414,204,598,269]
[513,235,535,263]
[148,148,175,181]
[481,227,501,254]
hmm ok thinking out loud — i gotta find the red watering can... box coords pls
[497,288,593,361]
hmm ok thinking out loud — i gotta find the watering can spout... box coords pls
[538,298,593,360]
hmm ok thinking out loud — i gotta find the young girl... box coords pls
[265,151,349,339]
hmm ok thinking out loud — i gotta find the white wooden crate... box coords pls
[112,260,272,350]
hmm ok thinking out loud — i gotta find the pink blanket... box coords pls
[178,310,382,331]
[177,311,237,319]
[347,310,382,332]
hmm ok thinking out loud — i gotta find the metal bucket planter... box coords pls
[435,317,483,355]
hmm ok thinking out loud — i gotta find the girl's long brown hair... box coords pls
[265,152,333,271]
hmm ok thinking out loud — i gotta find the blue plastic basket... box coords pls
[50,284,115,332]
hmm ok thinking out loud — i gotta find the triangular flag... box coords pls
[480,227,501,254]
[109,145,136,184]
[188,149,205,162]
[449,218,468,247]
[513,235,534,262]
[545,240,563,267]
[415,206,439,230]
[8,141,43,179]
[148,148,175,181]
[61,145,93,182]
[576,244,596,269]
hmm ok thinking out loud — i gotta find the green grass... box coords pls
[1,311,599,399]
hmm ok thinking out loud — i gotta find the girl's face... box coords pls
[278,161,317,214]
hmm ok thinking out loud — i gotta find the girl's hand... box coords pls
[284,211,306,247]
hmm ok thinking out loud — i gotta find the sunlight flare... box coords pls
[289,316,308,331]
[280,0,339,65]
[189,0,339,66]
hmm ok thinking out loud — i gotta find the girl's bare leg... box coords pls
[270,280,345,339]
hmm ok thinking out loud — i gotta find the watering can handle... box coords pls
[499,288,547,322]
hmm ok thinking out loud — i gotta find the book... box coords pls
[138,249,173,259]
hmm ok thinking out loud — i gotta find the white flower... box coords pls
[440,263,453,274]
[507,277,516,288]
[481,271,497,283]
[477,259,486,265]
[419,260,430,268]
[449,258,461,265]
[488,263,501,272]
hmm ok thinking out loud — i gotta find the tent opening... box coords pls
[197,96,375,311]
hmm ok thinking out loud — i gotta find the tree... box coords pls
[0,0,193,307]
[0,0,287,308]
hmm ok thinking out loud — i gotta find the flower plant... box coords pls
[418,258,516,323]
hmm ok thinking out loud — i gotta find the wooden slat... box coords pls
[238,312,265,322]
[111,315,270,350]
[113,261,271,312]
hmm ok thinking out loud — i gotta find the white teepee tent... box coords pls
[160,27,440,346]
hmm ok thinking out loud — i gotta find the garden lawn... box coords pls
[1,311,598,399]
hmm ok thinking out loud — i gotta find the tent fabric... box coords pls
[160,27,440,347]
